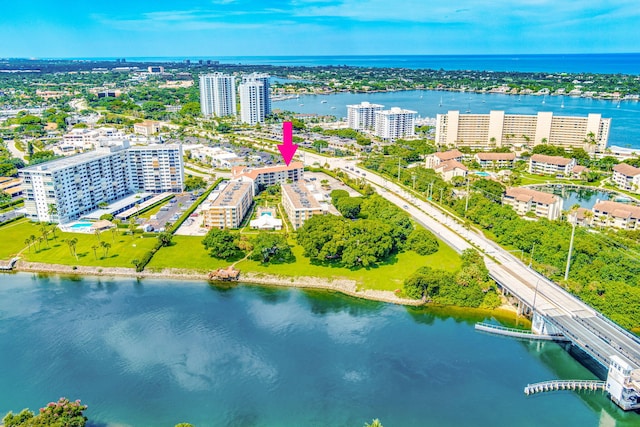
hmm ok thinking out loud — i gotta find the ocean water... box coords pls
[275,90,640,149]
[80,53,640,74]
[0,273,639,427]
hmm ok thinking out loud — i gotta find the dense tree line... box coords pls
[452,190,640,330]
[403,249,501,308]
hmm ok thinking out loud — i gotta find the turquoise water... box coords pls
[532,186,614,209]
[276,90,640,148]
[70,222,92,229]
[475,171,491,177]
[0,273,638,427]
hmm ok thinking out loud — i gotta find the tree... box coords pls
[24,238,31,253]
[91,245,99,260]
[94,230,101,242]
[202,228,242,259]
[3,397,88,427]
[184,176,206,191]
[407,228,439,255]
[335,196,362,219]
[47,203,58,222]
[364,420,384,427]
[157,231,173,247]
[179,102,201,117]
[101,241,111,258]
[65,238,78,260]
[250,233,294,264]
[39,224,49,248]
[216,123,232,133]
[330,189,350,205]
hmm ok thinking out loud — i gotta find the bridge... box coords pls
[301,152,640,410]
[475,322,570,341]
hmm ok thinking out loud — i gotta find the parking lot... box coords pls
[142,193,198,232]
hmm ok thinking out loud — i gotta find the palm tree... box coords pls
[47,203,58,222]
[65,238,78,260]
[29,235,36,250]
[111,226,118,242]
[364,419,384,427]
[24,238,32,253]
[94,229,101,242]
[101,241,111,258]
[39,224,49,248]
[91,244,99,260]
[36,236,44,252]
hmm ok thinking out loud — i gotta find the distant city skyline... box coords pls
[2,0,639,58]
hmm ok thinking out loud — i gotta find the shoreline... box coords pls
[11,260,518,314]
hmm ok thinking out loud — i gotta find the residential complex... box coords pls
[474,152,516,169]
[133,120,161,136]
[529,154,576,175]
[201,181,253,229]
[231,162,304,193]
[20,142,183,223]
[347,102,384,131]
[281,182,325,230]
[199,73,237,118]
[374,107,417,140]
[502,187,563,220]
[612,163,640,192]
[436,111,610,152]
[434,160,468,182]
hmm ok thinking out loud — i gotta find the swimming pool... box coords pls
[474,171,491,177]
[70,221,92,229]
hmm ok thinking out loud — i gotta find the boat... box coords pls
[617,100,621,108]
[561,98,565,108]
[330,106,336,109]
[299,103,304,106]
[439,96,443,107]
[542,94,546,104]
[321,100,327,103]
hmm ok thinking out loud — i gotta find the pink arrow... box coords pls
[278,121,298,166]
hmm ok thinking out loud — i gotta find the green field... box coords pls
[147,234,461,291]
[0,219,158,267]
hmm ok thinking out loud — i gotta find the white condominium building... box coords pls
[239,81,266,125]
[374,107,417,140]
[502,187,563,220]
[242,73,271,116]
[529,154,576,175]
[436,111,610,152]
[20,142,184,223]
[199,73,237,118]
[231,162,304,193]
[347,102,384,131]
[202,181,254,229]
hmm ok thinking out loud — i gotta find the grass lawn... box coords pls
[23,230,159,268]
[146,235,230,272]
[0,218,37,259]
[147,234,462,291]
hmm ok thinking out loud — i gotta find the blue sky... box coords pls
[2,0,638,57]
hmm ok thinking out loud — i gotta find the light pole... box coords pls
[532,279,540,314]
[529,243,535,267]
[564,217,577,281]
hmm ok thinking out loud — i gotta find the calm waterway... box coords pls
[275,90,640,149]
[1,274,639,427]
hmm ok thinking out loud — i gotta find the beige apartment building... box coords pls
[281,182,325,230]
[502,187,563,220]
[529,154,576,176]
[590,201,640,230]
[232,162,304,193]
[436,111,610,152]
[474,152,516,169]
[425,149,464,169]
[202,181,253,229]
[612,163,640,192]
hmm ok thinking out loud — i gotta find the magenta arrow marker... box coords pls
[278,121,298,166]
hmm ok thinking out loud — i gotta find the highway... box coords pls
[300,151,640,370]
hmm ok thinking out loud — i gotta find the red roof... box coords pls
[530,154,574,166]
[435,149,463,161]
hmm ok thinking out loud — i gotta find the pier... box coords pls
[0,257,19,271]
[524,380,606,396]
[474,322,570,341]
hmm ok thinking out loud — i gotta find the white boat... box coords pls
[330,106,336,109]
[542,94,546,104]
[439,96,443,107]
[321,100,327,103]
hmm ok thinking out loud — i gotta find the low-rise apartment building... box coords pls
[612,163,640,192]
[592,200,640,230]
[133,120,161,136]
[434,160,468,182]
[281,182,325,230]
[201,181,253,229]
[474,152,516,169]
[529,154,576,176]
[232,162,304,193]
[502,187,563,220]
[425,149,464,169]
